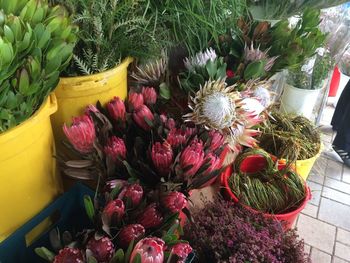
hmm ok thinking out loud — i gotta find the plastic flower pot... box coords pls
[51,57,133,156]
[220,158,311,230]
[0,94,62,242]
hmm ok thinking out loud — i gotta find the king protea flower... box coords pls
[244,43,278,72]
[63,115,96,154]
[53,248,84,263]
[130,237,165,263]
[151,142,173,176]
[183,79,261,152]
[86,236,114,263]
[184,48,217,71]
[161,191,187,213]
[118,224,145,249]
[104,136,127,163]
[171,242,193,263]
[131,57,167,85]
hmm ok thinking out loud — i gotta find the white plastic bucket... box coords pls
[280,84,321,119]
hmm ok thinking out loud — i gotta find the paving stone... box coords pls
[297,214,336,253]
[337,228,350,246]
[322,187,350,206]
[325,178,350,194]
[308,181,323,206]
[333,257,350,263]
[302,203,318,218]
[343,166,350,184]
[318,198,350,231]
[310,248,332,263]
[309,172,325,185]
[322,134,333,144]
[304,244,311,254]
[313,156,329,176]
[326,160,343,181]
[335,242,350,261]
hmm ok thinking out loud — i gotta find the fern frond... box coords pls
[73,54,92,75]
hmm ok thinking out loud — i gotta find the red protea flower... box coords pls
[104,179,127,193]
[107,96,126,122]
[118,184,144,207]
[179,138,205,177]
[53,248,84,263]
[166,128,187,148]
[133,105,154,131]
[171,242,193,262]
[129,92,144,110]
[209,130,225,151]
[63,115,96,154]
[102,199,125,222]
[104,136,127,163]
[161,191,187,213]
[130,237,165,263]
[137,203,163,229]
[86,236,114,263]
[200,153,221,187]
[118,224,145,249]
[151,142,173,176]
[142,87,157,106]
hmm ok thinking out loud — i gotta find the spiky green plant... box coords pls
[0,0,77,132]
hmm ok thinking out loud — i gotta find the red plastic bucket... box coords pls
[329,66,340,97]
[221,165,311,230]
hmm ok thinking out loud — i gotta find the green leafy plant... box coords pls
[0,0,77,132]
[51,0,162,76]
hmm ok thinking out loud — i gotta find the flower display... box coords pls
[102,199,125,223]
[151,142,174,176]
[132,105,155,131]
[118,183,144,207]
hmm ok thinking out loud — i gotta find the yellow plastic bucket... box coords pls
[51,57,133,154]
[0,94,62,242]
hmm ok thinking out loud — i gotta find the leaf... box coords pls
[64,168,94,180]
[87,256,98,263]
[131,254,141,263]
[49,228,62,252]
[162,234,178,244]
[243,60,267,80]
[65,160,94,168]
[124,239,135,263]
[84,195,95,221]
[110,248,125,263]
[159,82,171,100]
[35,247,55,261]
[205,59,217,79]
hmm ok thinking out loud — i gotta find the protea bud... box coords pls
[226,69,235,78]
[118,224,145,249]
[118,184,144,207]
[130,237,165,263]
[104,179,127,193]
[180,138,205,177]
[209,130,225,151]
[142,87,157,106]
[137,203,163,229]
[107,96,126,122]
[86,236,114,263]
[104,136,127,163]
[161,191,187,213]
[53,248,84,263]
[102,199,125,223]
[171,243,193,262]
[151,142,173,176]
[128,92,144,111]
[133,105,154,131]
[166,128,187,148]
[63,115,96,154]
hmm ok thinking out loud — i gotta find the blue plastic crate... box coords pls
[0,183,94,263]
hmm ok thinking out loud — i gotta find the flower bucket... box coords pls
[280,83,321,119]
[51,57,133,155]
[221,164,311,230]
[0,94,62,242]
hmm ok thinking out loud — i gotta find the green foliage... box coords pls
[0,0,77,132]
[52,0,163,76]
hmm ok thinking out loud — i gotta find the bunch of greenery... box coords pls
[0,0,77,132]
[51,0,163,76]
[258,111,321,160]
[229,149,307,214]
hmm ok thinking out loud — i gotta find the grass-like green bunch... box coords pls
[229,149,306,214]
[258,111,321,161]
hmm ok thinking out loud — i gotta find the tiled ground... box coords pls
[295,106,350,262]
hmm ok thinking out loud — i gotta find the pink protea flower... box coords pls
[104,179,127,193]
[133,105,154,131]
[200,153,221,187]
[63,115,96,154]
[137,203,163,229]
[107,96,126,122]
[167,128,188,148]
[171,243,193,263]
[208,130,225,151]
[86,236,114,263]
[130,237,165,263]
[53,248,84,263]
[161,191,187,213]
[102,199,125,222]
[180,138,205,177]
[118,183,144,207]
[166,118,176,130]
[151,142,173,176]
[129,92,144,110]
[118,224,145,248]
[104,136,127,163]
[142,87,157,106]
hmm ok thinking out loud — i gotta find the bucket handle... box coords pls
[47,93,58,115]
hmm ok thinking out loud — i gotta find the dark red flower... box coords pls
[133,105,154,131]
[142,87,157,106]
[180,138,205,177]
[53,248,84,263]
[118,184,144,207]
[137,203,163,229]
[129,92,144,110]
[104,136,127,163]
[151,142,173,176]
[107,96,126,122]
[86,236,114,263]
[102,199,125,222]
[171,242,193,262]
[130,237,165,263]
[161,191,187,213]
[118,224,145,249]
[166,128,187,148]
